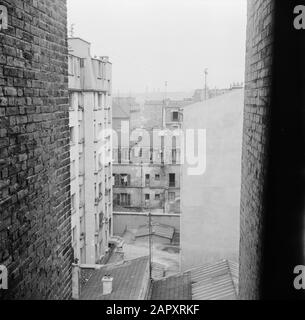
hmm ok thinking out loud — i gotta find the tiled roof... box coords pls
[149,260,239,300]
[136,223,175,240]
[150,273,192,300]
[188,260,239,300]
[80,257,149,300]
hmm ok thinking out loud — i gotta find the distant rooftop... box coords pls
[136,223,175,241]
[112,103,130,119]
[80,257,149,300]
[113,97,140,119]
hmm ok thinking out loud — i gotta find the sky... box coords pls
[67,0,247,94]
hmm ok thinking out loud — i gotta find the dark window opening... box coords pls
[172,111,179,121]
[169,173,176,187]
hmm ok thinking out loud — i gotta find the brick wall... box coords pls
[0,0,72,299]
[239,0,275,300]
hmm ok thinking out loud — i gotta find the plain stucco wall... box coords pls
[181,89,244,270]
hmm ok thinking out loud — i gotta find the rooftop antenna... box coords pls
[204,68,208,101]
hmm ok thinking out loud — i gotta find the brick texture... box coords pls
[0,0,72,299]
[239,0,275,300]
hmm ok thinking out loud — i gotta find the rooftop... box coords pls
[136,223,175,240]
[80,257,149,300]
[189,260,238,300]
[151,272,192,300]
[150,260,239,300]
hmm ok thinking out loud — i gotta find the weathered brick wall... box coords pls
[0,0,72,299]
[239,0,275,300]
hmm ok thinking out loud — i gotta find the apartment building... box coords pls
[68,38,113,264]
[112,99,183,214]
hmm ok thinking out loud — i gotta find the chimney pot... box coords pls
[102,275,113,295]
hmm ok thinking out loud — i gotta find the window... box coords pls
[68,56,74,75]
[98,62,103,78]
[172,149,177,164]
[80,58,84,68]
[72,227,76,243]
[75,58,80,77]
[95,214,98,232]
[80,216,84,233]
[99,212,104,229]
[95,245,98,261]
[70,127,75,145]
[119,193,131,206]
[98,94,102,109]
[94,93,98,110]
[71,194,76,211]
[155,193,161,201]
[99,183,102,197]
[155,174,160,181]
[145,194,150,201]
[69,93,74,110]
[172,111,179,122]
[169,192,176,202]
[113,174,130,187]
[78,93,83,110]
[145,174,150,186]
[169,174,176,187]
[79,186,83,203]
[119,174,130,187]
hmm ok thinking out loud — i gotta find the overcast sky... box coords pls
[67,0,247,94]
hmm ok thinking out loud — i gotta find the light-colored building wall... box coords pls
[181,90,244,270]
[68,38,113,265]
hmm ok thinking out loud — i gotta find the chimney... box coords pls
[100,56,109,63]
[102,275,113,295]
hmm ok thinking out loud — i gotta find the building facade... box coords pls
[68,38,113,265]
[181,89,244,270]
[0,0,72,300]
[112,98,183,214]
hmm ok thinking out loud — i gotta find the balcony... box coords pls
[95,194,103,206]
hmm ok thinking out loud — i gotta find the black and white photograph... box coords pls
[1,0,305,305]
